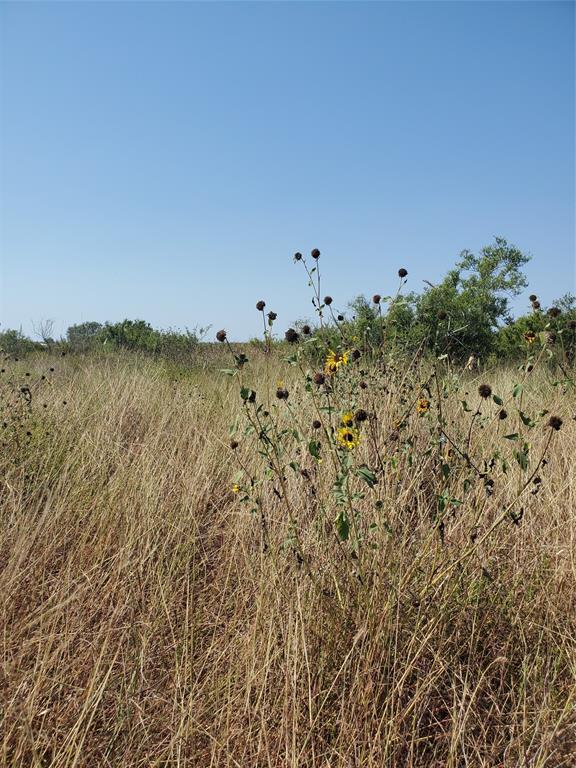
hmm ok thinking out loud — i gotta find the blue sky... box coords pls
[1,0,574,341]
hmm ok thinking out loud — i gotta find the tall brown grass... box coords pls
[1,353,575,767]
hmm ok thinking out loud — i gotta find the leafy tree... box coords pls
[67,321,104,351]
[414,237,530,359]
[0,329,38,355]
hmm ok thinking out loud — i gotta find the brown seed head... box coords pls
[478,383,492,399]
[276,388,289,400]
[302,324,311,335]
[313,372,325,386]
[548,307,561,318]
[285,328,299,343]
[311,248,320,259]
[548,416,563,431]
[529,294,537,302]
[351,349,361,361]
[398,268,408,278]
[267,311,277,321]
[532,300,541,310]
[372,294,381,304]
[294,252,302,261]
[354,409,368,423]
[312,419,321,429]
[256,300,266,311]
[216,329,227,342]
[230,440,239,450]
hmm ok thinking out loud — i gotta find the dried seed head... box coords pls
[313,372,325,386]
[498,409,508,420]
[256,300,266,311]
[529,294,537,302]
[216,329,227,342]
[230,440,239,450]
[437,310,447,320]
[302,324,311,335]
[532,300,541,310]
[548,307,561,318]
[311,248,321,259]
[337,314,344,321]
[312,419,321,429]
[548,416,563,431]
[354,409,368,423]
[478,383,492,399]
[351,349,361,361]
[267,311,277,321]
[569,320,576,330]
[294,252,302,261]
[359,381,368,389]
[248,390,256,403]
[372,294,381,304]
[285,328,299,343]
[398,268,408,278]
[324,296,333,305]
[276,388,289,400]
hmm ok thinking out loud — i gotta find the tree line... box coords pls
[2,238,575,363]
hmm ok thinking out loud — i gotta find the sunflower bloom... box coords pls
[524,331,536,344]
[325,350,349,375]
[341,411,354,427]
[336,426,361,450]
[416,398,430,415]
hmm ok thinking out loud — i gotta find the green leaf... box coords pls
[355,465,377,488]
[512,383,523,398]
[308,440,322,460]
[492,394,503,406]
[220,368,238,377]
[503,433,519,440]
[335,509,350,541]
[514,445,530,471]
[519,412,535,428]
[240,386,251,401]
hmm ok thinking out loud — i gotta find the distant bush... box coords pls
[0,329,40,356]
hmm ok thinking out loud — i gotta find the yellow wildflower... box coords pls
[524,331,536,344]
[416,398,430,415]
[232,483,240,494]
[336,426,361,449]
[325,349,349,375]
[341,411,354,427]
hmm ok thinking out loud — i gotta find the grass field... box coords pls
[1,350,575,767]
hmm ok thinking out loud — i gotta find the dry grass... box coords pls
[1,352,575,767]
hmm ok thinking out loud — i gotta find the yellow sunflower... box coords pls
[524,331,536,344]
[336,426,361,450]
[416,398,430,415]
[341,411,354,427]
[324,349,349,375]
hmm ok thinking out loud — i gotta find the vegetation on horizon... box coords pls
[3,238,576,365]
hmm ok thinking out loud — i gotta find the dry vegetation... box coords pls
[1,349,575,767]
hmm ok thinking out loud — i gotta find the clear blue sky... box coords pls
[1,0,574,341]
